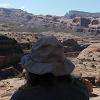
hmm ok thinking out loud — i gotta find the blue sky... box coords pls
[0,0,100,16]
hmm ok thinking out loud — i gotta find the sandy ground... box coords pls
[0,78,100,100]
[90,88,100,100]
[0,78,25,100]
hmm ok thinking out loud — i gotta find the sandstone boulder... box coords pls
[0,35,23,69]
[80,18,91,28]
[91,20,99,25]
[63,39,81,52]
[77,43,100,78]
[0,67,21,79]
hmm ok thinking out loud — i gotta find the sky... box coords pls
[0,0,100,16]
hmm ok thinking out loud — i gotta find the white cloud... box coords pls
[20,6,25,10]
[0,3,11,8]
[20,6,30,13]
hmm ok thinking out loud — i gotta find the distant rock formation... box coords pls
[64,11,100,35]
[0,8,100,34]
[0,8,68,32]
[65,10,100,18]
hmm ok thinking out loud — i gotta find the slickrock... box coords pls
[76,43,100,78]
[0,78,25,100]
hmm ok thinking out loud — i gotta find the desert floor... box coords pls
[0,78,100,100]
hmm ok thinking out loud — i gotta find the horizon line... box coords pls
[0,7,100,16]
